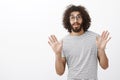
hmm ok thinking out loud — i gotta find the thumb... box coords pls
[96,36,100,44]
[60,40,63,46]
[96,36,99,41]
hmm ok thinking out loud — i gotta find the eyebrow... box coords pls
[70,14,81,16]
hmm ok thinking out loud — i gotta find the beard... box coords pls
[71,22,82,32]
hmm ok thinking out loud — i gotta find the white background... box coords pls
[0,0,120,80]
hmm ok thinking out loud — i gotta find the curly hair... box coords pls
[63,5,91,33]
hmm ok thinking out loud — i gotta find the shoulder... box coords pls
[87,30,100,37]
[61,34,70,41]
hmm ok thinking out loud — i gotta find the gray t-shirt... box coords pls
[62,31,99,80]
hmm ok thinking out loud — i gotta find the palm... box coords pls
[48,35,62,55]
[96,31,111,50]
[51,41,62,54]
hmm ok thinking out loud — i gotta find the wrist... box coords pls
[97,48,105,52]
[55,54,63,62]
[55,53,62,58]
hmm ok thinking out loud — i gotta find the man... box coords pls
[48,5,111,80]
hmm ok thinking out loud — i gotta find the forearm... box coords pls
[98,49,109,69]
[55,54,65,75]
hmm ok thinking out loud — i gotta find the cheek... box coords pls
[80,19,83,23]
[70,21,73,25]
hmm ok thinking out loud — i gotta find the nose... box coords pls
[74,18,78,22]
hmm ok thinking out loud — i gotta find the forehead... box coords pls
[70,11,81,16]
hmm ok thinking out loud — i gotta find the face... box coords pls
[69,11,83,32]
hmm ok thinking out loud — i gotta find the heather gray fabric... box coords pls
[62,31,99,80]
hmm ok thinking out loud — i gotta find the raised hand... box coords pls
[48,35,63,55]
[96,31,111,50]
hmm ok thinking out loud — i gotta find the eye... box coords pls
[70,16,75,20]
[77,15,82,19]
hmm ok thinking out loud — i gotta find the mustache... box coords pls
[72,22,81,26]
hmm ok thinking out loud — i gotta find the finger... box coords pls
[101,30,105,38]
[104,31,109,40]
[51,35,57,42]
[49,36,54,43]
[103,31,108,39]
[102,30,109,39]
[53,35,58,42]
[106,37,111,43]
[48,41,52,46]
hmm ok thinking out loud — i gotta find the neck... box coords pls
[70,29,85,36]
